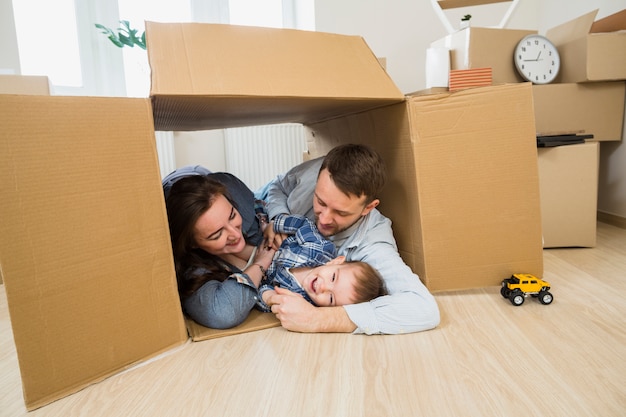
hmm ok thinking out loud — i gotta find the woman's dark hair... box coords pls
[165,175,234,298]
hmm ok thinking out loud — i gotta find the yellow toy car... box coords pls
[500,273,553,306]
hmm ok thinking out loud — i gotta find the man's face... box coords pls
[313,168,378,237]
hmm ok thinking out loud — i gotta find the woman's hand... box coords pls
[253,240,276,271]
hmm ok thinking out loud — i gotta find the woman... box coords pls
[164,167,276,329]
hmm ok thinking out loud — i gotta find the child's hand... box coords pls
[263,221,287,250]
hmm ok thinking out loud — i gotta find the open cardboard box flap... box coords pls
[547,9,626,82]
[591,9,626,33]
[547,9,598,45]
[146,22,405,131]
[0,95,189,410]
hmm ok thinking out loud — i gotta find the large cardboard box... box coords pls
[547,9,626,83]
[538,142,599,248]
[0,95,188,410]
[147,22,544,292]
[307,84,544,291]
[430,27,536,84]
[532,82,626,141]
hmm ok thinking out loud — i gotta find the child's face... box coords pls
[299,257,359,307]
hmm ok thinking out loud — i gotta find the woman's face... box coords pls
[192,194,245,256]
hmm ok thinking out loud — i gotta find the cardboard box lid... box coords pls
[547,9,626,44]
[591,9,626,33]
[0,95,188,410]
[548,9,626,82]
[146,22,404,131]
[547,9,598,46]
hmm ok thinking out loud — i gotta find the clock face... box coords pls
[514,35,560,84]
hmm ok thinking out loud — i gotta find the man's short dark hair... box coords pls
[319,144,387,204]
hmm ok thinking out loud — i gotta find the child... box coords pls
[256,214,387,312]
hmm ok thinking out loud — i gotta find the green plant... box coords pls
[461,14,472,21]
[95,20,146,49]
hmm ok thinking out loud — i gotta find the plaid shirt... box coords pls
[257,214,336,311]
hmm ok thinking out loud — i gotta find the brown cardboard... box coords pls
[187,310,280,341]
[146,22,404,131]
[0,95,188,410]
[547,9,626,83]
[0,75,51,286]
[532,82,626,141]
[430,27,536,84]
[306,83,544,292]
[436,0,513,9]
[538,142,599,248]
[0,74,50,95]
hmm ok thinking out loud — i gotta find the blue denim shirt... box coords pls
[163,166,265,329]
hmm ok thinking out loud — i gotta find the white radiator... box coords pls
[224,123,307,191]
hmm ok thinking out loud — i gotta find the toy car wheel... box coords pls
[539,290,553,305]
[500,286,510,298]
[509,290,525,306]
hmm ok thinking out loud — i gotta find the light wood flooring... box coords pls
[1,221,625,417]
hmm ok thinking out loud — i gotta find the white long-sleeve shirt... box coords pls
[266,157,440,334]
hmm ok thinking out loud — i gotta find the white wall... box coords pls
[315,0,626,220]
[2,0,625,220]
[0,0,20,73]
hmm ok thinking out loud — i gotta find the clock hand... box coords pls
[536,51,542,61]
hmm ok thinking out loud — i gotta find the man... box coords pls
[263,144,440,335]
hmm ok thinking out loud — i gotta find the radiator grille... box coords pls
[224,123,307,191]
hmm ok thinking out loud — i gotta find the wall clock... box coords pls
[514,34,560,84]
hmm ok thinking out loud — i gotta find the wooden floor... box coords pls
[1,221,625,417]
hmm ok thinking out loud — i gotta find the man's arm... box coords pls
[339,213,440,334]
[265,157,323,220]
[268,287,357,333]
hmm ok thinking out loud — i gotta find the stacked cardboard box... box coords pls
[430,8,626,247]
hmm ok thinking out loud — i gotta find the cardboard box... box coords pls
[430,27,536,84]
[0,95,188,410]
[147,22,544,291]
[0,75,51,286]
[306,83,543,292]
[0,74,50,95]
[146,22,404,131]
[532,82,626,141]
[547,9,626,83]
[0,25,545,409]
[538,142,599,248]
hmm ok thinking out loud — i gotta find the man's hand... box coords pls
[268,287,357,333]
[262,220,287,250]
